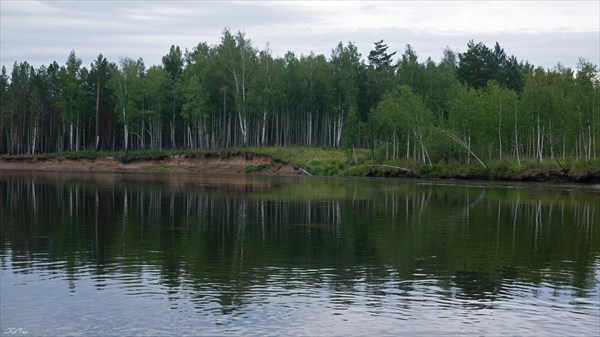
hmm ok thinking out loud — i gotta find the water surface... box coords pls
[1,171,599,336]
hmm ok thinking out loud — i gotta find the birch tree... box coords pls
[0,66,9,153]
[255,45,281,145]
[181,43,212,149]
[58,51,87,151]
[217,29,257,147]
[90,54,109,151]
[574,59,599,161]
[109,58,144,151]
[331,42,361,147]
[145,65,169,150]
[162,45,184,149]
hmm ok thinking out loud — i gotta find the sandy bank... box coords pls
[0,152,304,175]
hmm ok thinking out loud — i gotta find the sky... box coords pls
[1,0,599,72]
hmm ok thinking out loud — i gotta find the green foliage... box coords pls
[1,31,597,166]
[343,107,359,149]
[362,40,397,119]
[457,41,523,92]
[162,45,184,82]
[368,84,432,162]
[397,44,423,92]
[109,58,144,124]
[331,41,361,114]
[368,40,397,70]
[0,66,9,150]
[423,127,460,163]
[145,65,169,120]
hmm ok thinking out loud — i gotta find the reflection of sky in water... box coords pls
[2,256,599,336]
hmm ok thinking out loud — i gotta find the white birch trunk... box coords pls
[514,112,520,166]
[392,131,397,160]
[31,125,37,155]
[238,113,247,146]
[123,107,128,151]
[588,124,592,160]
[124,124,129,151]
[498,96,502,160]
[148,120,154,150]
[308,113,312,146]
[170,120,175,149]
[335,113,344,147]
[75,123,80,152]
[262,111,267,146]
[536,114,542,161]
[69,122,74,151]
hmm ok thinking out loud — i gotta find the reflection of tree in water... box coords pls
[1,175,599,315]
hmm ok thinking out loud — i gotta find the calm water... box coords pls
[1,171,599,336]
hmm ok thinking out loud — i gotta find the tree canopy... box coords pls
[1,31,598,163]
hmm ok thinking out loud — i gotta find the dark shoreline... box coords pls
[361,165,600,184]
[2,152,599,184]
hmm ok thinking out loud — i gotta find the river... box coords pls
[1,171,599,336]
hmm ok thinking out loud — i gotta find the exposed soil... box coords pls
[0,152,305,176]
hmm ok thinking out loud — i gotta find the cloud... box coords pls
[1,1,598,71]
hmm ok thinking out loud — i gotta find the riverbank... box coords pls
[0,151,304,175]
[1,148,599,183]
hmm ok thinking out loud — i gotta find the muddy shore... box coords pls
[0,152,304,175]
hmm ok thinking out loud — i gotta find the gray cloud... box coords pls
[1,1,598,71]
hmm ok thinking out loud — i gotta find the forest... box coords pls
[1,28,598,165]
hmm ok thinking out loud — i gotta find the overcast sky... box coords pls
[1,0,599,72]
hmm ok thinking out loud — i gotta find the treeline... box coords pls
[1,29,598,163]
